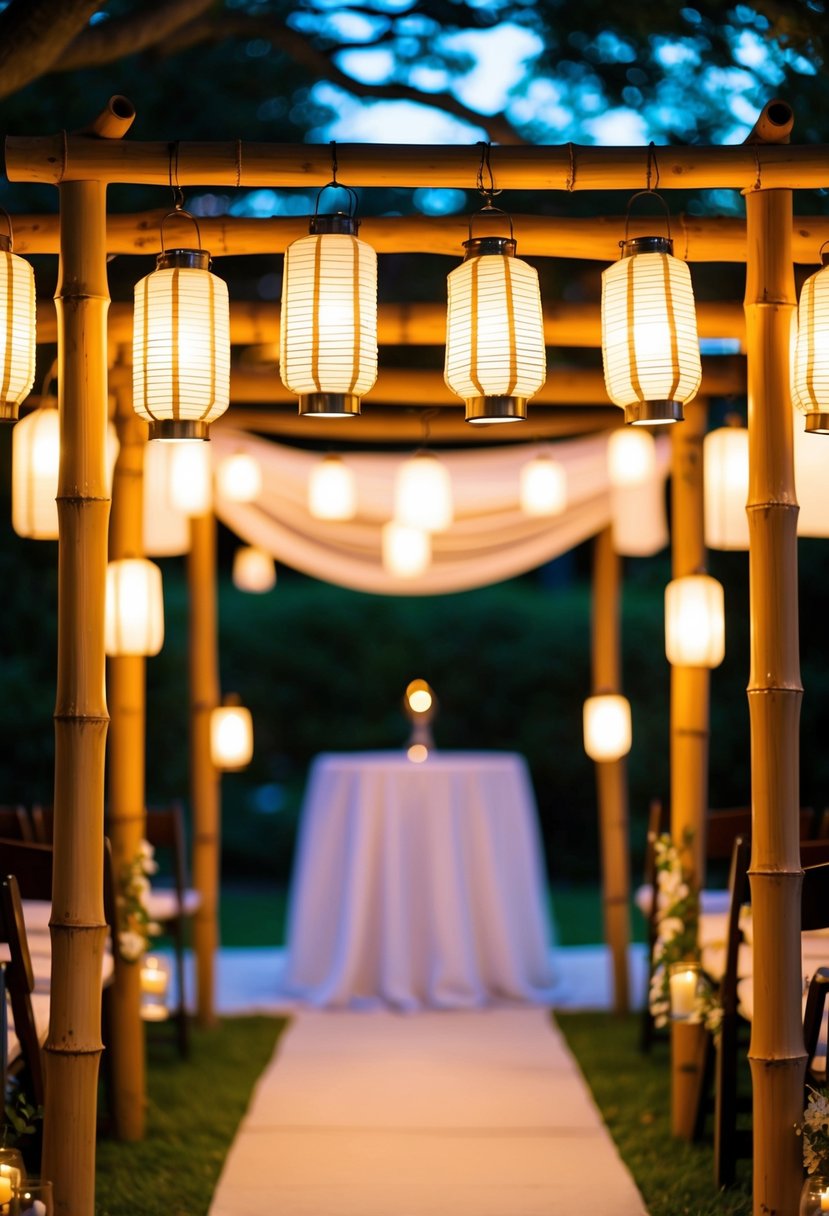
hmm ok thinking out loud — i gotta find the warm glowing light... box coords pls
[143,439,190,556]
[308,454,357,520]
[216,452,262,503]
[394,453,453,532]
[0,241,36,422]
[406,679,434,714]
[407,744,429,763]
[133,249,230,440]
[793,255,829,433]
[664,574,725,668]
[211,702,254,771]
[519,454,567,516]
[105,559,165,657]
[382,521,431,578]
[169,441,212,517]
[140,954,171,1022]
[583,694,632,762]
[232,546,277,593]
[703,424,748,551]
[607,429,656,487]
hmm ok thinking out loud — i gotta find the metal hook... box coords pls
[476,141,501,204]
[646,142,660,193]
[420,407,440,446]
[168,141,185,211]
[623,190,672,244]
[159,207,204,253]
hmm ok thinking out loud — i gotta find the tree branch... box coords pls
[53,0,216,72]
[0,0,100,101]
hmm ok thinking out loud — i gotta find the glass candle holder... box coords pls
[140,954,172,1022]
[12,1178,53,1216]
[0,1149,25,1215]
[800,1174,829,1215]
[668,961,702,1021]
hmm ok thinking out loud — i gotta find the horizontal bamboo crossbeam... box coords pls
[8,137,829,192]
[13,209,829,264]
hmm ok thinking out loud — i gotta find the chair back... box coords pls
[29,804,53,846]
[0,807,32,843]
[0,874,41,1103]
[143,803,189,900]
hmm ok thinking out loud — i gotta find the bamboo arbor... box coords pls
[2,97,819,1216]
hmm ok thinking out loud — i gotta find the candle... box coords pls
[820,1187,829,1212]
[669,967,698,1018]
[0,1174,11,1207]
[140,959,168,997]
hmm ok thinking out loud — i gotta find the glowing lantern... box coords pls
[308,454,357,520]
[232,546,276,593]
[140,955,171,1022]
[0,221,36,422]
[607,429,656,487]
[382,521,431,578]
[210,698,254,771]
[142,440,190,556]
[703,422,748,551]
[280,192,377,417]
[664,574,725,668]
[601,234,701,425]
[216,452,262,503]
[133,223,231,439]
[519,453,567,516]
[607,429,668,557]
[394,453,453,532]
[583,694,632,762]
[793,251,829,433]
[105,558,164,657]
[445,228,545,423]
[169,441,212,517]
[404,678,436,752]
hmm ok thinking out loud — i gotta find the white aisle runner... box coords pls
[209,1008,648,1216]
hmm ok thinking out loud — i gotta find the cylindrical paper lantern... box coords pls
[232,546,276,593]
[664,574,725,668]
[308,454,357,520]
[703,423,749,551]
[211,701,254,771]
[143,439,190,556]
[793,253,829,433]
[133,248,230,440]
[169,440,212,517]
[382,521,431,578]
[583,694,632,762]
[519,454,567,516]
[216,452,262,503]
[601,236,701,425]
[0,234,36,422]
[445,234,545,424]
[394,453,453,532]
[105,558,165,657]
[280,216,378,417]
[607,428,656,487]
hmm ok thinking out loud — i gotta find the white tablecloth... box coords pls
[282,751,556,1010]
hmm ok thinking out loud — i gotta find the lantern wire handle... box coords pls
[0,206,14,251]
[476,141,502,206]
[468,204,514,243]
[819,239,829,260]
[646,141,660,193]
[168,141,186,212]
[622,190,672,245]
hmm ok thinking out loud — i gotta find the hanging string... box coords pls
[565,143,577,193]
[476,141,501,208]
[753,145,762,193]
[646,141,660,193]
[330,141,339,186]
[235,138,243,190]
[168,141,185,211]
[420,406,440,446]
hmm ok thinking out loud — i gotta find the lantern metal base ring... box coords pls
[149,420,210,441]
[299,392,361,418]
[624,399,684,426]
[0,401,20,422]
[805,412,829,435]
[465,395,527,424]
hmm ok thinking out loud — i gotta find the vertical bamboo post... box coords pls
[189,510,221,1027]
[744,103,805,1216]
[668,400,712,1139]
[591,526,631,1014]
[105,365,148,1141]
[45,98,135,1216]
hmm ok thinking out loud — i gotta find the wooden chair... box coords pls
[803,966,829,1091]
[0,873,44,1105]
[0,807,32,843]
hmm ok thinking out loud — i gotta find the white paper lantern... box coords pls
[211,701,254,771]
[394,453,453,532]
[519,454,567,516]
[664,574,725,668]
[216,452,262,503]
[583,694,632,762]
[280,217,377,417]
[105,558,165,657]
[232,546,277,593]
[601,237,701,425]
[445,234,545,423]
[308,454,357,520]
[703,424,749,551]
[142,440,190,557]
[382,521,431,578]
[133,248,230,440]
[793,254,829,433]
[0,236,36,422]
[607,429,656,487]
[169,441,212,517]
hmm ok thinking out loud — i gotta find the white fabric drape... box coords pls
[212,429,669,596]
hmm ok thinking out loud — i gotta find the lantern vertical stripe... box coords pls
[503,255,517,396]
[171,266,180,420]
[311,236,323,393]
[625,261,644,403]
[348,236,360,394]
[662,253,681,403]
[205,271,216,417]
[470,259,484,396]
[804,272,819,409]
[141,275,150,420]
[1,253,14,404]
[0,247,36,421]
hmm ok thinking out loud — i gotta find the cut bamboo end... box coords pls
[83,96,136,142]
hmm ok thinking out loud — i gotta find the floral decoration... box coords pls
[117,839,160,962]
[797,1087,829,1174]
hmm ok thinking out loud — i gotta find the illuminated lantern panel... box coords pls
[211,703,254,771]
[394,453,453,532]
[169,441,213,517]
[143,440,190,557]
[0,242,36,422]
[703,425,749,551]
[216,452,262,503]
[105,558,165,657]
[232,546,277,593]
[11,406,60,539]
[664,574,725,668]
[607,428,656,487]
[520,455,567,516]
[307,454,357,520]
[280,225,378,417]
[382,522,431,579]
[445,236,546,424]
[133,250,231,440]
[602,239,701,425]
[793,256,829,434]
[583,694,632,762]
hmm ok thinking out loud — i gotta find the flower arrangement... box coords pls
[117,839,160,962]
[798,1087,829,1174]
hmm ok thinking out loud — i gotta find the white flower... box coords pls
[658,916,685,942]
[119,930,145,962]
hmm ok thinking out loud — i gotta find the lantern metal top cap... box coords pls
[463,235,516,260]
[620,235,673,258]
[310,213,360,237]
[804,411,829,434]
[156,248,211,271]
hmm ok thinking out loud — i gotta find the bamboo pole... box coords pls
[591,527,630,1014]
[105,370,148,1142]
[45,96,135,1216]
[188,512,221,1028]
[744,136,805,1215]
[668,400,711,1140]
